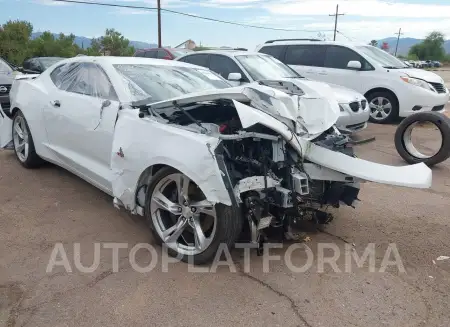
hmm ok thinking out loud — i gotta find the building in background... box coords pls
[174,39,197,50]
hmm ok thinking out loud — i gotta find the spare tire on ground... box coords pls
[394,111,450,167]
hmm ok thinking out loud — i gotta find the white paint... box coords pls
[436,256,450,261]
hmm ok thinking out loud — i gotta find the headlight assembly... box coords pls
[400,76,434,92]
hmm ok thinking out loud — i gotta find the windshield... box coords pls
[0,59,13,73]
[356,45,408,69]
[170,49,192,58]
[40,57,65,69]
[235,54,301,80]
[114,64,231,102]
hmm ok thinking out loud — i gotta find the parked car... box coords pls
[176,50,369,133]
[22,57,65,74]
[432,61,442,68]
[0,58,20,116]
[0,56,431,263]
[255,39,449,123]
[133,47,192,60]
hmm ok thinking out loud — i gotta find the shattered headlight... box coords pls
[400,76,434,92]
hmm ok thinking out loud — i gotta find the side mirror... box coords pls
[101,99,111,109]
[227,72,242,81]
[347,61,362,70]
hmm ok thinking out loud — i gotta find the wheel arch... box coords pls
[364,87,400,109]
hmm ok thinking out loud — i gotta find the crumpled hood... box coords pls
[395,68,444,83]
[147,80,340,136]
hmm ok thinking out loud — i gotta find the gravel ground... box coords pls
[0,76,450,326]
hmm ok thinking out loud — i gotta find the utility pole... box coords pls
[394,28,403,56]
[157,0,162,48]
[329,4,345,41]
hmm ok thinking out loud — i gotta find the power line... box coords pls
[51,0,333,33]
[329,4,345,41]
[394,28,403,56]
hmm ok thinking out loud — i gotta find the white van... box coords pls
[255,39,449,123]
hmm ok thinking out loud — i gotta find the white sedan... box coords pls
[0,56,432,264]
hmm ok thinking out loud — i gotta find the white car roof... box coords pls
[255,39,368,51]
[178,50,269,58]
[54,56,202,69]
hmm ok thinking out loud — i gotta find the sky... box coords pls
[1,0,450,49]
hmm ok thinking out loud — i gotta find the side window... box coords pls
[22,59,31,70]
[209,55,248,81]
[285,45,326,67]
[134,51,146,57]
[28,59,41,72]
[145,50,157,58]
[258,45,284,59]
[324,46,372,70]
[180,54,209,68]
[51,62,118,100]
[156,50,168,59]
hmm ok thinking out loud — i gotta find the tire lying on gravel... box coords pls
[394,111,450,167]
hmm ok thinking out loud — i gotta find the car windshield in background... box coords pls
[114,64,231,102]
[40,57,65,69]
[356,45,409,69]
[235,54,301,81]
[170,49,192,58]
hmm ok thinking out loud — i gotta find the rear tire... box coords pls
[394,112,450,167]
[367,91,399,124]
[12,110,44,168]
[145,167,242,265]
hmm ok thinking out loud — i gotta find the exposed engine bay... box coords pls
[148,98,361,252]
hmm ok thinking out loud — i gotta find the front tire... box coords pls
[367,91,399,124]
[12,110,44,168]
[145,167,242,265]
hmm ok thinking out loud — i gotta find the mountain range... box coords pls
[377,37,450,56]
[31,32,158,50]
[31,32,450,55]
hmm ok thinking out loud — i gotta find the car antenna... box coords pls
[172,100,208,134]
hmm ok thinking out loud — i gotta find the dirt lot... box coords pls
[1,78,450,326]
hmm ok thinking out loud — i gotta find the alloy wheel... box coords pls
[13,115,29,163]
[369,97,392,121]
[150,173,217,256]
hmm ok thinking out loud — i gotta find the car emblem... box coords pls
[0,86,7,93]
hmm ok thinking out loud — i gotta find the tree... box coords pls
[90,29,135,56]
[29,32,83,58]
[408,31,446,60]
[0,20,33,65]
[369,40,378,47]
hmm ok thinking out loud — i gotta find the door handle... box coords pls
[51,100,61,107]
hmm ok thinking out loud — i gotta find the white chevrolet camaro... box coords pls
[0,56,431,264]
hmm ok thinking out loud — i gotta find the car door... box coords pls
[320,45,374,93]
[208,55,249,86]
[43,61,120,193]
[283,44,326,80]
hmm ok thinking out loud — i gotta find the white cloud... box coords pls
[264,0,450,18]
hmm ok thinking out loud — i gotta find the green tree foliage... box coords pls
[0,20,136,66]
[0,20,33,65]
[29,32,83,58]
[92,29,135,56]
[408,31,446,60]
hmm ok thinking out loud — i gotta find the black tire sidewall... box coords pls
[367,91,399,124]
[394,112,450,167]
[144,167,242,265]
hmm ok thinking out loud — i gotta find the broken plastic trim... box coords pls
[218,131,280,141]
